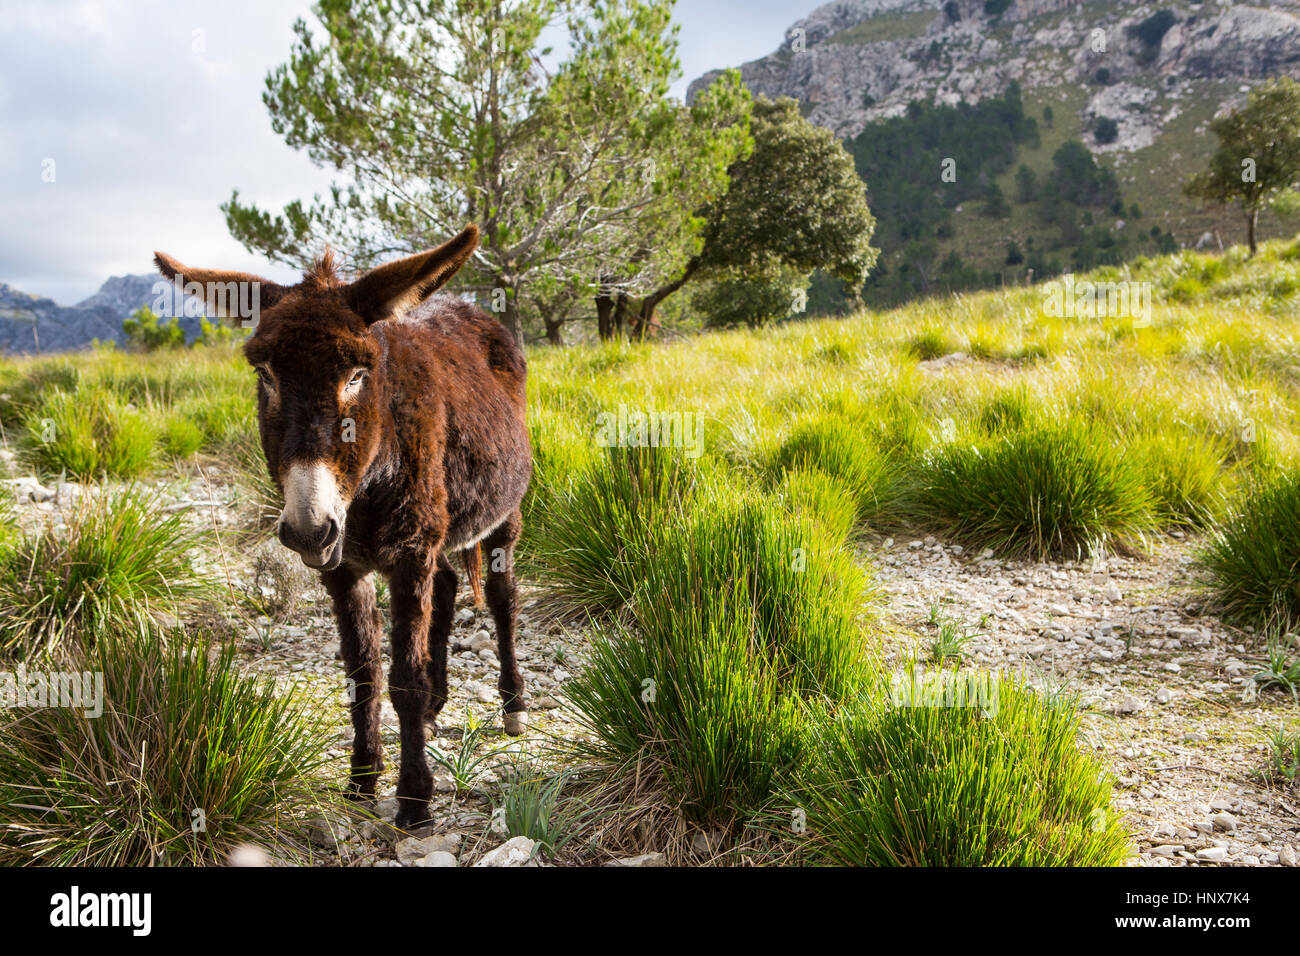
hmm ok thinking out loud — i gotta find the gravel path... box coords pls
[871,533,1300,867]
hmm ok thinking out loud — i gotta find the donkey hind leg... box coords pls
[322,567,385,800]
[484,510,528,736]
[425,554,457,728]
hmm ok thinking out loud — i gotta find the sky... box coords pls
[0,0,807,305]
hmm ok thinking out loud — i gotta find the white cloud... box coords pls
[0,0,798,304]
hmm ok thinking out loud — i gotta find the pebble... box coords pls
[1211,812,1239,832]
[473,836,539,867]
[604,852,667,867]
[1195,846,1227,862]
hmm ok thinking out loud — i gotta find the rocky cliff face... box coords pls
[0,275,203,355]
[690,1,1300,144]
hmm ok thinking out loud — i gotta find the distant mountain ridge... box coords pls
[0,275,204,354]
[689,1,1300,142]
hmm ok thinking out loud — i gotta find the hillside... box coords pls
[691,0,1300,305]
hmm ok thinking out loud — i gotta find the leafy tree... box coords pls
[630,96,876,338]
[1094,116,1119,145]
[1015,164,1037,202]
[981,181,1010,218]
[1184,78,1300,256]
[224,0,749,345]
[122,307,184,351]
[693,265,809,330]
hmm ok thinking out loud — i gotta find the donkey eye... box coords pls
[348,369,368,387]
[255,367,274,387]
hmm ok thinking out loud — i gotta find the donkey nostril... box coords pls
[320,517,340,550]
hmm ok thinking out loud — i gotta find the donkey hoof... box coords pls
[503,711,529,737]
[394,803,432,830]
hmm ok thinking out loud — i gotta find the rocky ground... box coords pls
[3,461,1297,867]
[872,533,1300,868]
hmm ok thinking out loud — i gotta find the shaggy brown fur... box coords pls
[155,226,532,828]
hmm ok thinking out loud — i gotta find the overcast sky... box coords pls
[0,0,806,305]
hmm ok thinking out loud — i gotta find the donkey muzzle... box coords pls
[278,461,347,570]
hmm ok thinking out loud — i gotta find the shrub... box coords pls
[769,416,895,524]
[911,420,1154,559]
[0,624,342,865]
[159,415,206,459]
[563,495,872,824]
[123,306,185,351]
[1201,469,1300,628]
[0,487,207,660]
[530,444,698,618]
[22,386,158,479]
[794,677,1132,866]
[1128,430,1226,528]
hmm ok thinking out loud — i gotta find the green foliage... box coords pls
[795,679,1132,866]
[22,385,158,479]
[122,306,184,351]
[694,264,809,329]
[696,96,878,293]
[0,623,342,865]
[1184,78,1300,254]
[529,444,697,618]
[1201,469,1300,629]
[1094,116,1119,145]
[911,420,1154,560]
[563,493,871,823]
[0,487,207,660]
[228,0,753,343]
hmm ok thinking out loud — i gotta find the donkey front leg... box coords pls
[321,567,385,800]
[485,511,528,736]
[389,558,437,829]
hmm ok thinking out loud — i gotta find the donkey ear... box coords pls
[345,224,479,325]
[153,253,287,326]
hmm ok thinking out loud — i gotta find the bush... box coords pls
[122,306,185,351]
[769,416,895,525]
[1201,469,1300,628]
[563,495,872,824]
[530,444,697,618]
[695,266,810,330]
[22,386,158,479]
[794,677,1132,866]
[0,487,207,660]
[911,420,1154,559]
[0,624,342,865]
[1128,430,1226,528]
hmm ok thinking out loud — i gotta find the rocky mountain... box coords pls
[0,275,203,355]
[690,1,1300,144]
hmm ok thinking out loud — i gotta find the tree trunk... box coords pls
[614,293,631,339]
[1247,206,1259,257]
[544,315,565,346]
[595,291,614,341]
[500,283,524,348]
[634,257,701,342]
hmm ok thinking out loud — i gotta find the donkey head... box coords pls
[154,225,480,570]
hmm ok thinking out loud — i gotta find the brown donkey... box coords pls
[155,226,532,827]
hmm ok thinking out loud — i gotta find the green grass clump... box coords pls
[22,386,158,479]
[0,487,207,659]
[1128,429,1226,528]
[795,678,1132,866]
[563,494,872,824]
[911,420,1153,559]
[529,444,698,618]
[1201,469,1300,629]
[769,416,895,524]
[0,624,343,865]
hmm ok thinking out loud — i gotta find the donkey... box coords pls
[154,225,532,828]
